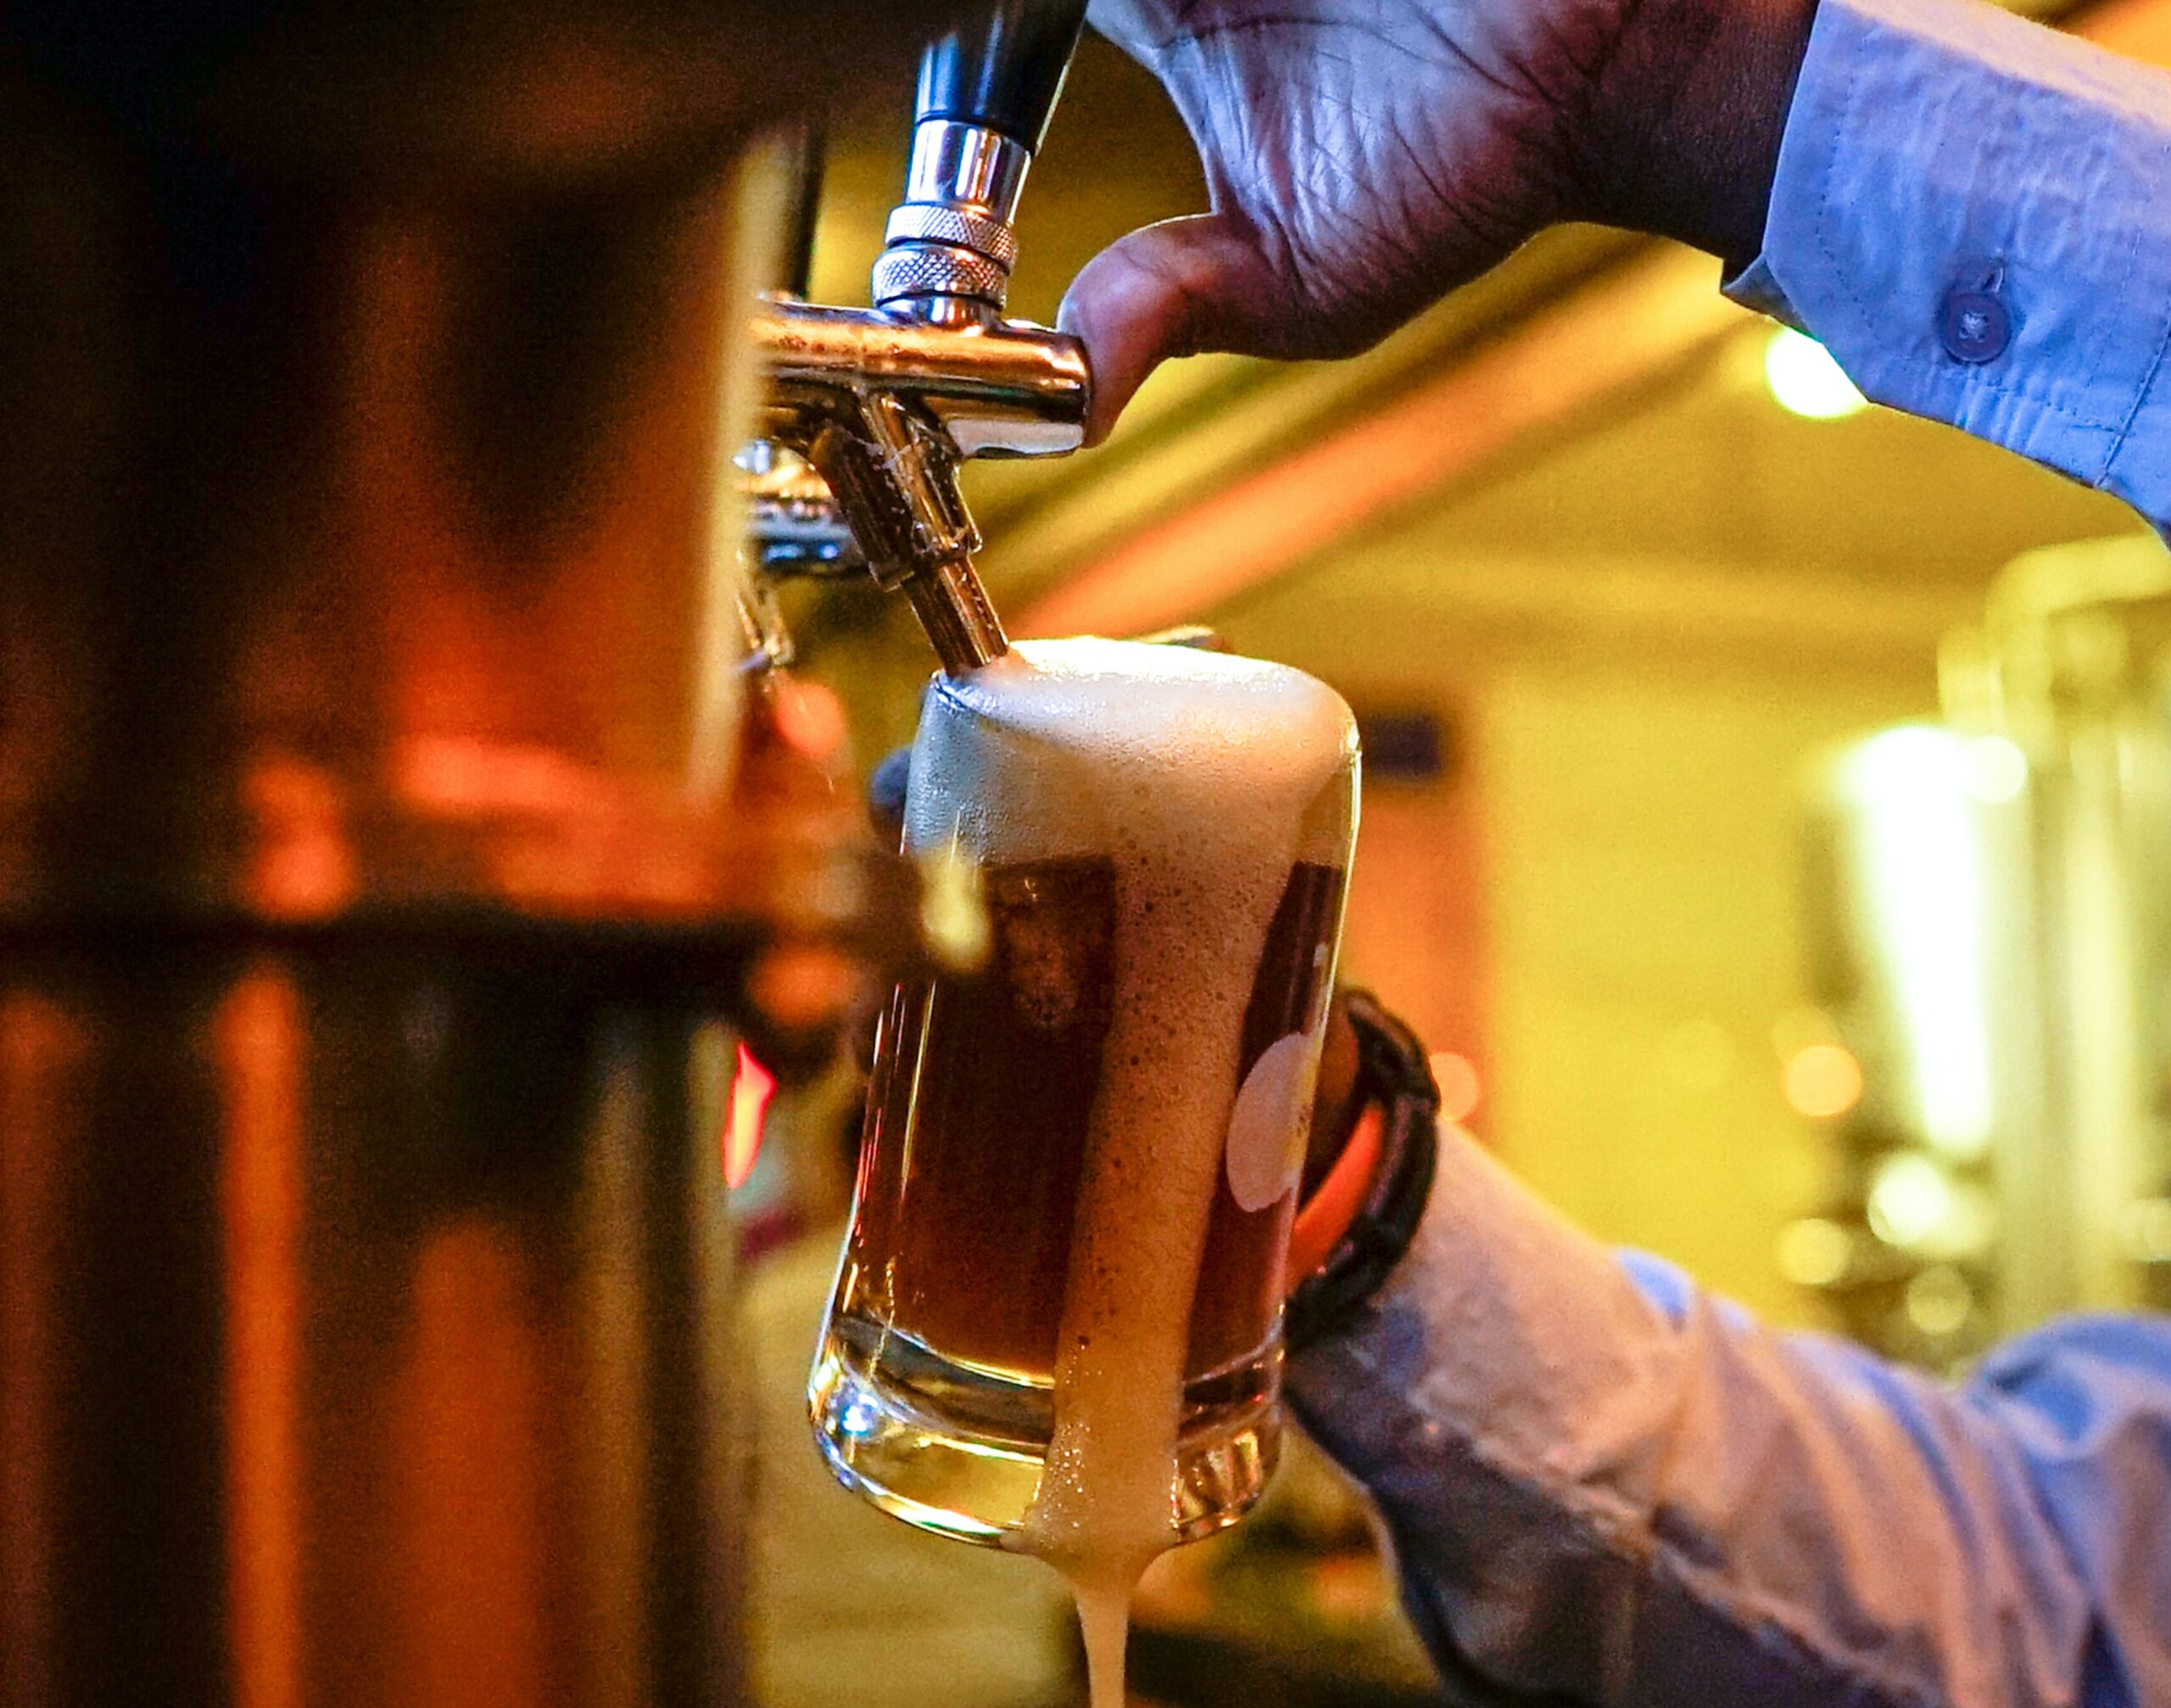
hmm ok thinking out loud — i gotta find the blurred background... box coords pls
[731,2,2171,1704]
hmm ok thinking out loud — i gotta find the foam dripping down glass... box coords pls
[811,637,1360,1708]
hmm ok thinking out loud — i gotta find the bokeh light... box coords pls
[1833,727,1994,1158]
[1781,1041,1863,1119]
[1903,1265,1974,1337]
[1775,1217,1853,1288]
[1428,1051,1482,1125]
[1867,1153,1953,1248]
[1764,327,1868,420]
[1962,734,2029,804]
[723,1041,776,1189]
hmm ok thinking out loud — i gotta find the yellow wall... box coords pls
[1477,661,1913,1322]
[1218,551,1938,1327]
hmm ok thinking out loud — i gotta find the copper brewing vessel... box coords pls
[0,7,936,1703]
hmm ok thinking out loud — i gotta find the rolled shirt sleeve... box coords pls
[1725,0,2171,533]
[1286,1125,2171,1706]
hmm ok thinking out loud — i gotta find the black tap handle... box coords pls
[915,0,1088,153]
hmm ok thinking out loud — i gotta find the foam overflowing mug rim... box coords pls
[905,637,1359,865]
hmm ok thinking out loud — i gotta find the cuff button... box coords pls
[1939,286,2012,364]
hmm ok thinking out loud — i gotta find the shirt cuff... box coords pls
[1723,0,2171,531]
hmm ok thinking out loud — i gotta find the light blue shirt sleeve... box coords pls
[1724,0,2171,532]
[1286,1127,2171,1705]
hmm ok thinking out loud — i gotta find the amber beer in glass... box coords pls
[811,638,1360,1544]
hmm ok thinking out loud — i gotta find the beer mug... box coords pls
[812,638,1359,1549]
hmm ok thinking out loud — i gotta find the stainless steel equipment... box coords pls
[749,1,1094,675]
[1794,535,2171,1367]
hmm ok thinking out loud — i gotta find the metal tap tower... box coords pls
[751,0,1095,676]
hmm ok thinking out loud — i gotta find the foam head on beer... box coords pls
[907,636,1358,867]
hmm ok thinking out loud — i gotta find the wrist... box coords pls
[1285,991,1441,1351]
[1569,0,1820,268]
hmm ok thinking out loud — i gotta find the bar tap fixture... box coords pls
[751,0,1094,675]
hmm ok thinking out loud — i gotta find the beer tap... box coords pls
[751,0,1092,675]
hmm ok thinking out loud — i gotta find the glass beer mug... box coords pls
[811,638,1360,1548]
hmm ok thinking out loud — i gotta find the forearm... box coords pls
[1286,1127,2161,1705]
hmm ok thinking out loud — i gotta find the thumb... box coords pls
[1058,212,1288,445]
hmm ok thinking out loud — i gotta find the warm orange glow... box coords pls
[1429,1051,1483,1125]
[396,1224,544,1708]
[1286,1105,1387,1286]
[770,678,851,765]
[215,972,304,1708]
[745,943,860,1031]
[1782,1043,1863,1119]
[1,996,68,1703]
[242,758,357,922]
[2081,0,2171,68]
[393,736,599,818]
[723,1042,776,1189]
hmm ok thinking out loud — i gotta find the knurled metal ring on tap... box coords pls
[884,204,1019,270]
[872,242,1012,310]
